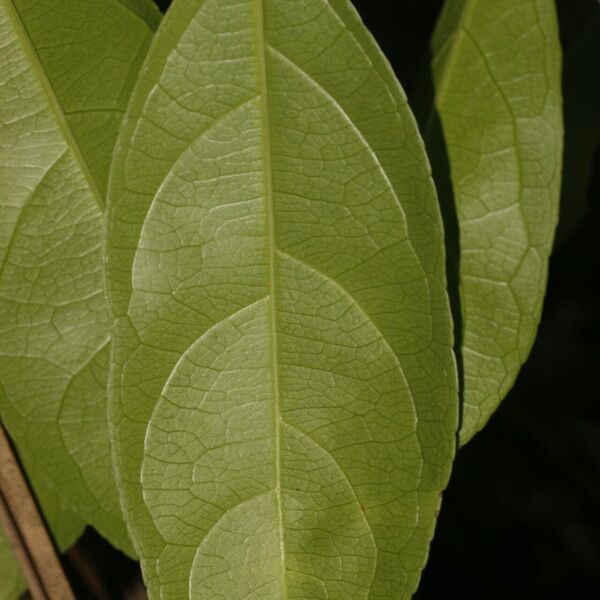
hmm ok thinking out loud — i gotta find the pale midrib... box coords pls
[423,0,477,141]
[252,0,287,596]
[2,0,104,212]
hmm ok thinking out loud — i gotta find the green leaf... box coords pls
[0,530,24,600]
[0,0,159,559]
[107,0,457,597]
[423,0,563,444]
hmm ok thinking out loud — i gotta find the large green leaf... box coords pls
[423,0,563,444]
[106,0,457,597]
[0,530,24,600]
[0,0,160,561]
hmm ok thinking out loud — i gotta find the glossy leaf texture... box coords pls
[106,0,458,597]
[424,0,563,444]
[0,531,24,600]
[0,0,160,561]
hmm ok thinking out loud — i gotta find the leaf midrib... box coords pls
[252,0,287,595]
[2,0,104,212]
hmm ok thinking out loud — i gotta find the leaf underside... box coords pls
[426,0,563,444]
[107,0,457,598]
[0,0,160,576]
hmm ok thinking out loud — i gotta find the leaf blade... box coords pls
[0,0,159,562]
[424,0,563,444]
[107,0,458,597]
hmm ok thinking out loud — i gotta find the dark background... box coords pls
[64,1,600,598]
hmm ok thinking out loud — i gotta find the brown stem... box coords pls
[0,490,46,600]
[0,422,75,600]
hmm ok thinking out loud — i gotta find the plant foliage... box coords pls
[0,0,571,597]
[0,0,160,576]
[106,0,457,596]
[421,0,562,443]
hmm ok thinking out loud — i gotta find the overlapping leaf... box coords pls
[106,0,458,597]
[423,0,563,443]
[0,0,160,567]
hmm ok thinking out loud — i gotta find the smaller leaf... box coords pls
[421,0,563,444]
[0,0,159,555]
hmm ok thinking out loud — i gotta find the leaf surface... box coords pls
[0,0,159,561]
[0,530,24,600]
[424,0,563,443]
[107,0,457,597]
